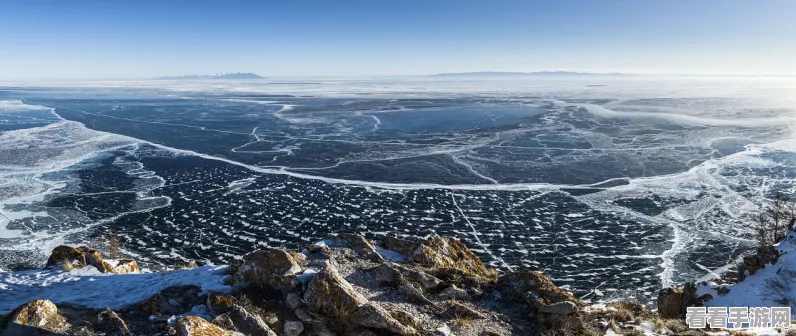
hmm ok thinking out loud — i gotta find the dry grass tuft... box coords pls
[662,318,689,333]
[59,259,74,272]
[452,316,471,327]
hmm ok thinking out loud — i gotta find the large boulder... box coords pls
[227,248,304,288]
[398,281,434,305]
[413,235,496,281]
[175,316,243,336]
[45,245,116,273]
[349,303,416,335]
[657,283,709,319]
[327,233,383,261]
[657,287,684,319]
[304,264,368,316]
[45,245,83,267]
[2,299,67,335]
[498,271,581,307]
[304,264,414,334]
[380,235,420,258]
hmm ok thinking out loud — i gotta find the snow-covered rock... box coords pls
[699,232,796,317]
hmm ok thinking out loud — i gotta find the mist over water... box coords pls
[1,76,795,302]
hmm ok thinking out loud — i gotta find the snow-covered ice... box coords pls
[0,265,232,314]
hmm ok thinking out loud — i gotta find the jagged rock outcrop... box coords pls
[414,235,497,281]
[2,299,67,335]
[326,233,384,261]
[381,235,420,258]
[175,316,243,336]
[499,270,581,307]
[304,263,368,316]
[227,248,304,289]
[45,245,116,273]
[656,282,711,319]
[498,270,583,329]
[304,263,415,334]
[1,235,607,336]
[657,287,684,318]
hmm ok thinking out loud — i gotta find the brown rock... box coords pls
[180,260,199,269]
[207,293,237,315]
[113,259,140,274]
[657,287,684,319]
[304,264,367,317]
[376,262,403,284]
[498,271,581,307]
[175,316,243,336]
[97,308,129,334]
[349,303,416,335]
[45,245,117,273]
[45,245,82,267]
[289,252,309,268]
[3,299,67,335]
[228,248,304,288]
[327,233,383,261]
[413,235,497,281]
[81,246,115,272]
[398,281,434,305]
[380,235,420,259]
[304,264,413,334]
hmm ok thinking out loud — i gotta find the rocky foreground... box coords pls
[0,233,773,336]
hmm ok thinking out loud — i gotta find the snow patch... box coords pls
[0,265,231,314]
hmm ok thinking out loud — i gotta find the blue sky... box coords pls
[1,0,795,80]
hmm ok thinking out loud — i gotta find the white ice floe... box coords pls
[0,265,232,314]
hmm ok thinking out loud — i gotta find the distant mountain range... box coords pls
[154,72,264,80]
[428,71,628,77]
